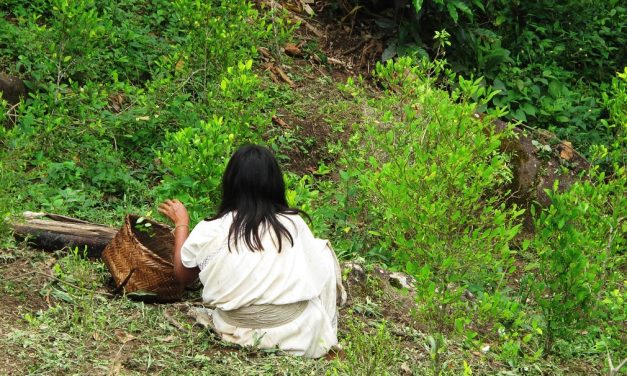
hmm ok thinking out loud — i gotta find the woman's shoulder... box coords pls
[190,214,231,238]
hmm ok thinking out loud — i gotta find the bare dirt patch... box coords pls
[273,0,399,77]
[260,56,361,175]
[0,250,53,375]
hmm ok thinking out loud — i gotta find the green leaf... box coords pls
[454,1,472,16]
[511,108,527,122]
[548,81,563,98]
[455,317,465,333]
[522,102,537,116]
[447,2,459,23]
[413,0,424,12]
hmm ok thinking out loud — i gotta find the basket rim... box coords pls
[125,214,174,267]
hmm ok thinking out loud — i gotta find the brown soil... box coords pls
[260,56,361,175]
[278,109,336,175]
[340,262,427,334]
[495,119,590,233]
[288,0,393,76]
[0,251,53,375]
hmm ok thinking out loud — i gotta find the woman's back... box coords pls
[181,212,343,358]
[160,145,344,358]
[182,213,328,308]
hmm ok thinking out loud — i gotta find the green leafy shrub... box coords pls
[343,57,523,329]
[378,0,626,154]
[0,0,282,223]
[166,0,273,102]
[156,116,236,223]
[474,290,544,366]
[596,67,627,169]
[526,167,626,353]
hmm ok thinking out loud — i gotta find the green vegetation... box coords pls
[381,0,626,153]
[1,0,625,374]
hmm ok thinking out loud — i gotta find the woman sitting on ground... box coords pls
[159,144,345,358]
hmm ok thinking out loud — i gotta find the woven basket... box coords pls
[102,214,183,303]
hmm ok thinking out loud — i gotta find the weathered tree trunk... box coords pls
[12,212,117,258]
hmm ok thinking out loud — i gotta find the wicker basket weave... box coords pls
[102,214,183,303]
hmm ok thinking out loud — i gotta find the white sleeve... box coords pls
[180,219,225,269]
[180,222,211,269]
[181,235,200,268]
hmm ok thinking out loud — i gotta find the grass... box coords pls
[0,242,608,376]
[0,3,621,374]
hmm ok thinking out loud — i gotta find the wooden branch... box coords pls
[22,211,94,224]
[264,0,324,38]
[12,213,117,258]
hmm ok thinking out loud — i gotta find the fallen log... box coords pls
[12,212,117,258]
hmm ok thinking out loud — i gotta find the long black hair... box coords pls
[210,144,304,253]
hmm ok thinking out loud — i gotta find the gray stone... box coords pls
[388,271,414,290]
[0,74,27,106]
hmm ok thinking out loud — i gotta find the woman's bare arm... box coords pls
[158,199,199,286]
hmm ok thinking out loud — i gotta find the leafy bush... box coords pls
[156,116,236,222]
[373,0,627,153]
[154,59,275,223]
[341,57,522,329]
[0,0,282,223]
[166,0,273,102]
[525,167,626,353]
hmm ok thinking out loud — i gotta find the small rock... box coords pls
[284,43,303,58]
[558,140,574,160]
[462,289,475,301]
[343,261,366,283]
[0,73,27,127]
[0,73,27,106]
[389,271,414,290]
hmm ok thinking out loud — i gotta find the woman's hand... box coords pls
[158,199,198,286]
[158,199,189,226]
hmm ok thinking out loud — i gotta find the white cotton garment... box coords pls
[181,212,345,358]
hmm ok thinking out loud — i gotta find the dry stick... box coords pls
[271,115,290,128]
[163,68,207,104]
[109,343,127,376]
[340,5,363,23]
[327,57,351,68]
[607,350,627,376]
[32,270,115,297]
[343,39,367,56]
[163,309,187,333]
[266,0,324,38]
[3,270,37,281]
[4,101,20,116]
[22,211,94,224]
[273,66,295,87]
